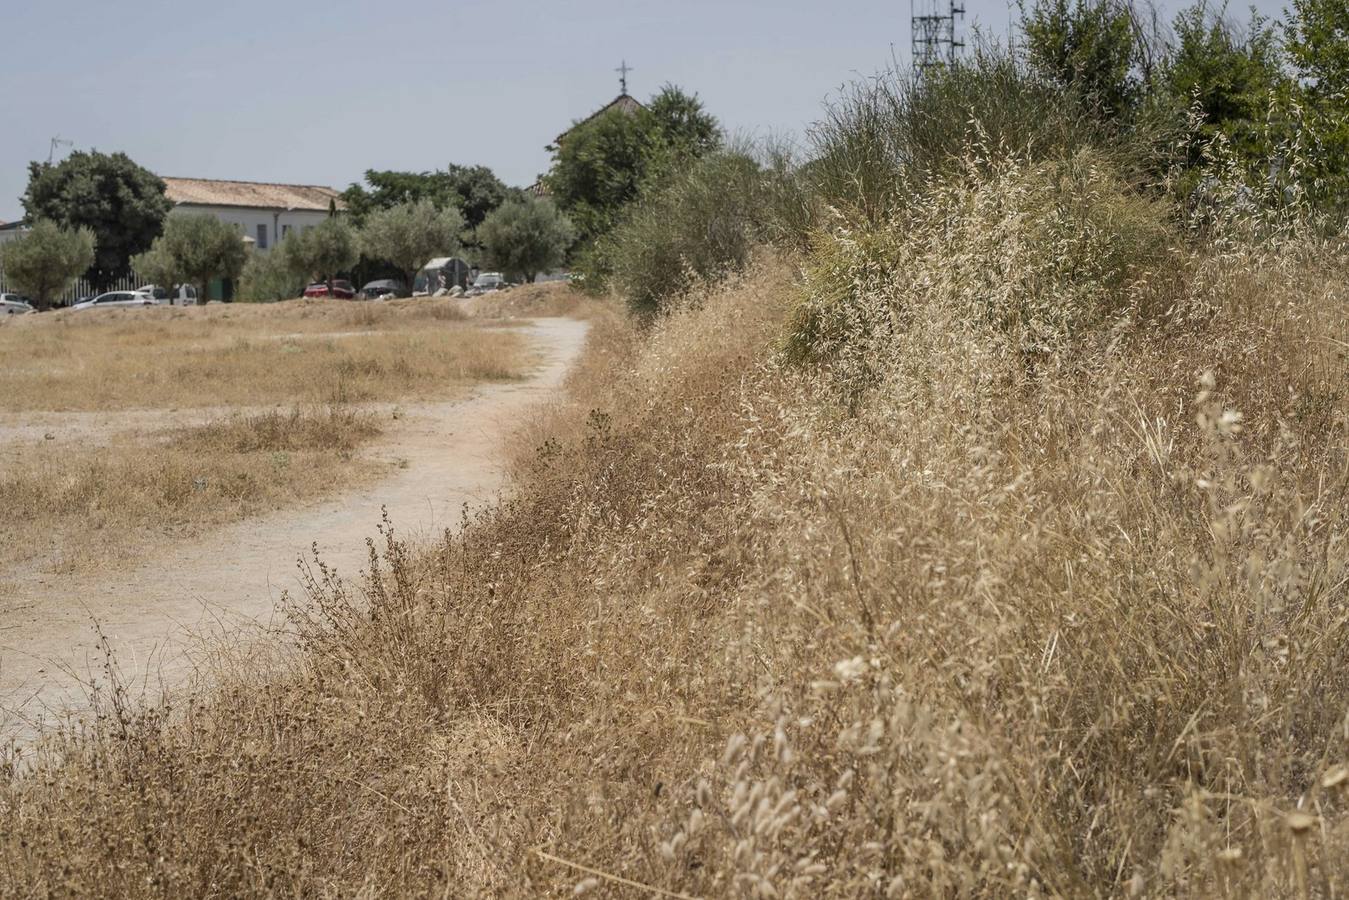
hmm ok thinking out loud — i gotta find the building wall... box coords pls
[176,205,333,252]
[0,225,29,247]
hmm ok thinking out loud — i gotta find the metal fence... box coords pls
[0,266,141,304]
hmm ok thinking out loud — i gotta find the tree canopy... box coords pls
[1162,4,1287,164]
[21,151,170,291]
[0,220,96,309]
[1286,0,1349,191]
[476,197,576,284]
[237,242,306,302]
[134,213,247,305]
[343,165,516,230]
[543,85,722,244]
[359,200,464,296]
[286,218,358,292]
[1021,0,1141,118]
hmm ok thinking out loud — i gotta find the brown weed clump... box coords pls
[0,170,1345,897]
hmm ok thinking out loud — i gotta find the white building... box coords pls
[0,220,29,246]
[162,177,345,253]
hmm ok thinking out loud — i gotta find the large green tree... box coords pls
[1021,0,1142,117]
[359,200,464,296]
[544,85,721,243]
[21,151,171,291]
[1286,0,1349,193]
[1162,3,1288,164]
[0,220,96,309]
[286,218,358,295]
[476,197,576,284]
[134,213,247,305]
[342,165,515,229]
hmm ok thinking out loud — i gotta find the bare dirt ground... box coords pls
[0,317,588,742]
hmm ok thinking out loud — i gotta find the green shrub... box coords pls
[809,45,1140,227]
[603,150,811,316]
[237,243,305,302]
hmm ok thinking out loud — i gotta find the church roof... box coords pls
[554,93,645,146]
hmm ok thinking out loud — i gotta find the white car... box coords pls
[1,293,36,315]
[139,284,198,305]
[71,290,159,311]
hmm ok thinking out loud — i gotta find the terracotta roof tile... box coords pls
[163,177,345,212]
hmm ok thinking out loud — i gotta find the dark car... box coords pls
[303,280,356,300]
[465,272,509,297]
[359,279,406,300]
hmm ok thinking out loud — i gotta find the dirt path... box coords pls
[0,317,588,741]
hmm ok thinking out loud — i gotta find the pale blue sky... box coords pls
[0,0,1287,222]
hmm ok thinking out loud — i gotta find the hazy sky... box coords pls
[1,0,1288,222]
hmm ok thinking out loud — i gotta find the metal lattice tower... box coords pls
[911,0,965,70]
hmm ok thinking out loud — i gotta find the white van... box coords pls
[139,284,199,306]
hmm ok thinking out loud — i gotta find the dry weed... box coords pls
[0,197,1344,898]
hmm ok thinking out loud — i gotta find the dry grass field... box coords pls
[0,297,521,411]
[2,77,1347,895]
[1,231,1343,896]
[0,299,526,574]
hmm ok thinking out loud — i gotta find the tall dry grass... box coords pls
[0,407,382,574]
[1,181,1343,897]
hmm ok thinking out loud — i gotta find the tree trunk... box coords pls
[407,269,416,298]
[196,275,209,305]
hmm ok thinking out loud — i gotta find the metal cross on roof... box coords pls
[616,59,633,94]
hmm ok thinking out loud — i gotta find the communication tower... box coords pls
[911,0,965,70]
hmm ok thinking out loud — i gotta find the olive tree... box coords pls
[0,219,96,309]
[130,241,184,297]
[287,218,358,296]
[237,238,305,302]
[134,213,247,305]
[359,200,463,296]
[476,197,576,284]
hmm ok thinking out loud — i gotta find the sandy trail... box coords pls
[0,317,587,740]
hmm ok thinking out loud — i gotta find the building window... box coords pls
[257,223,268,249]
[281,224,292,240]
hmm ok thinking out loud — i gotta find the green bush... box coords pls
[477,197,574,283]
[809,46,1139,227]
[237,243,305,302]
[601,150,811,316]
[0,219,95,309]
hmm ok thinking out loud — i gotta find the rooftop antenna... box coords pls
[48,136,73,165]
[911,0,965,70]
[615,59,633,94]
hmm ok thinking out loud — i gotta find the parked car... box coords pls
[359,279,405,300]
[71,290,159,311]
[303,280,356,299]
[1,293,36,315]
[139,283,198,305]
[466,272,508,296]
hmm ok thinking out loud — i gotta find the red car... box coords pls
[303,280,356,299]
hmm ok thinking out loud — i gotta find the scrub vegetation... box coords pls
[3,12,1348,899]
